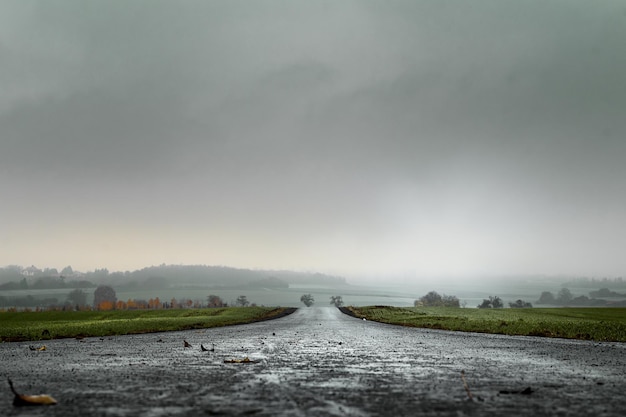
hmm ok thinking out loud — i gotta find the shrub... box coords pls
[478,296,503,309]
[416,291,460,307]
[300,294,314,307]
[509,299,533,308]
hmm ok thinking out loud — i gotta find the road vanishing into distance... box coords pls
[1,307,625,416]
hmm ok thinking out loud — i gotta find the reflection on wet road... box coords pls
[2,307,625,416]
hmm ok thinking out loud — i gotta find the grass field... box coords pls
[0,307,292,342]
[347,306,626,342]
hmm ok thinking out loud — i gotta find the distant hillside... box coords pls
[0,264,347,289]
[122,265,347,289]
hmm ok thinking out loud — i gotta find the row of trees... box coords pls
[537,288,574,305]
[0,285,258,311]
[477,296,532,308]
[413,291,534,309]
[92,287,255,310]
[536,287,626,307]
[0,276,94,291]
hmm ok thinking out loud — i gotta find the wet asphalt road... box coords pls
[1,307,625,416]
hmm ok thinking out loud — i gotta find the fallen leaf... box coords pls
[8,378,57,406]
[28,345,46,351]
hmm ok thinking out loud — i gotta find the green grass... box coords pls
[347,306,626,342]
[0,307,293,342]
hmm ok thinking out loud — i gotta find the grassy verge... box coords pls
[0,307,295,342]
[345,306,626,342]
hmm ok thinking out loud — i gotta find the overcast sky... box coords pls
[1,1,625,281]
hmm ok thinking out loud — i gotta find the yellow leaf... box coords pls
[8,378,57,407]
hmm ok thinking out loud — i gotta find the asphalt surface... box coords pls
[1,307,625,416]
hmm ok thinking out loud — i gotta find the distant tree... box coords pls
[330,295,344,307]
[477,296,503,309]
[589,288,624,298]
[66,289,87,309]
[71,280,95,288]
[61,265,74,276]
[93,285,117,310]
[0,265,24,281]
[418,291,443,306]
[492,296,503,308]
[557,288,573,305]
[537,291,556,304]
[442,294,461,307]
[207,294,224,308]
[300,294,315,307]
[43,268,59,276]
[32,276,65,289]
[0,281,21,291]
[509,299,533,308]
[477,298,492,309]
[92,268,109,281]
[416,291,460,307]
[236,295,250,307]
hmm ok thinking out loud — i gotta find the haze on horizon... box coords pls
[1,1,625,282]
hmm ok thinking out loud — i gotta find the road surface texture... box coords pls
[1,307,624,416]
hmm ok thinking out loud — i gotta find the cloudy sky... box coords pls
[1,1,625,280]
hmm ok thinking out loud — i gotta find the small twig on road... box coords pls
[461,370,473,401]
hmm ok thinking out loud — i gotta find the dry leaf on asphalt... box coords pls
[28,345,46,351]
[8,378,57,406]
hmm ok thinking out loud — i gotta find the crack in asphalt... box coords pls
[1,307,625,416]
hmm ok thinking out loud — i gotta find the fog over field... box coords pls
[1,1,625,284]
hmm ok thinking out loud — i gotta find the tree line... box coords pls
[0,285,257,312]
[537,287,626,307]
[414,291,532,309]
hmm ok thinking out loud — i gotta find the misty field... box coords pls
[0,307,290,342]
[347,306,626,342]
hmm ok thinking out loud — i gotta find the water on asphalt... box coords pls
[1,307,625,416]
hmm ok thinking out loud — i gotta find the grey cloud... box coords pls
[1,1,625,276]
